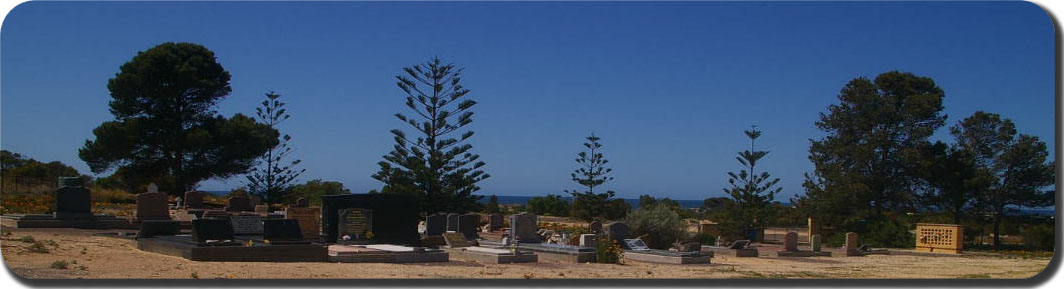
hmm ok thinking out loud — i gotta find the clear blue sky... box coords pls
[1,1,1055,201]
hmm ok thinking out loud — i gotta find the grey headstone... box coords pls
[579,234,599,247]
[783,232,799,252]
[510,213,539,243]
[605,222,629,242]
[811,234,822,252]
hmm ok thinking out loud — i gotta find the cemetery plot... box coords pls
[702,240,759,257]
[0,177,136,230]
[134,218,326,262]
[327,244,449,263]
[440,232,538,264]
[621,239,711,265]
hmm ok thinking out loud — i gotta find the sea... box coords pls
[202,191,1055,216]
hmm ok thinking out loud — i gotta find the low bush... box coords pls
[625,203,686,249]
[595,237,623,264]
[49,260,68,269]
[1021,224,1054,251]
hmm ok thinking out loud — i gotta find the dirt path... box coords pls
[0,227,1050,279]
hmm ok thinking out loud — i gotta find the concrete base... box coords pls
[136,235,327,262]
[703,246,759,257]
[509,243,596,263]
[624,251,711,264]
[776,250,832,257]
[2,214,139,230]
[328,244,449,263]
[443,247,537,264]
[916,247,961,254]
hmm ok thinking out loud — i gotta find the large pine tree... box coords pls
[567,133,618,222]
[246,92,305,205]
[720,126,780,239]
[372,58,488,215]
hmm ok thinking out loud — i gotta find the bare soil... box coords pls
[0,227,1050,279]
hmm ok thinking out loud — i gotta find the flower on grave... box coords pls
[245,240,254,247]
[341,234,351,241]
[365,231,375,239]
[263,239,271,245]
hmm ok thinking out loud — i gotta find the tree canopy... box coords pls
[79,42,278,195]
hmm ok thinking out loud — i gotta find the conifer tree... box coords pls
[372,58,488,214]
[720,126,780,239]
[246,92,305,205]
[567,133,618,222]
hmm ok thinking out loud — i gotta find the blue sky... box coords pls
[0,1,1055,201]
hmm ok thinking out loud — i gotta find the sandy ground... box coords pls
[0,227,1051,279]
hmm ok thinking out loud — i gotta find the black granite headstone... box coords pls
[263,219,305,244]
[425,214,447,236]
[53,177,91,219]
[191,219,235,243]
[320,194,420,245]
[457,214,479,240]
[137,220,181,238]
[605,222,629,242]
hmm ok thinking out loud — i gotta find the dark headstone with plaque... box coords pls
[589,221,603,234]
[337,208,374,244]
[53,177,91,219]
[320,194,420,245]
[425,214,447,236]
[457,214,480,240]
[230,215,264,235]
[136,192,171,221]
[263,219,307,244]
[191,219,235,243]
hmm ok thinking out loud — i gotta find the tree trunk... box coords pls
[992,215,1002,251]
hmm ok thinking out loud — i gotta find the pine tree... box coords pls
[567,133,617,222]
[246,92,305,205]
[720,126,780,239]
[372,58,488,214]
[485,194,501,214]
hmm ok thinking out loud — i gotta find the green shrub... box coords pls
[827,216,914,248]
[28,241,50,253]
[625,203,687,249]
[1021,224,1054,251]
[594,237,622,264]
[19,235,35,243]
[693,232,717,245]
[49,260,68,269]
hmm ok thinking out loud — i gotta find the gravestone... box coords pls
[783,232,799,252]
[135,188,170,221]
[605,222,629,242]
[589,221,603,234]
[191,219,235,243]
[137,220,181,238]
[285,207,321,241]
[457,214,480,240]
[425,214,447,236]
[337,208,374,244]
[320,194,420,244]
[510,213,540,243]
[807,217,821,244]
[624,238,651,250]
[230,215,264,235]
[184,191,204,209]
[442,232,477,248]
[225,195,253,212]
[579,234,598,247]
[446,213,460,232]
[845,232,858,249]
[254,204,269,215]
[488,213,504,231]
[811,234,822,252]
[53,177,91,219]
[201,210,230,219]
[250,196,262,207]
[294,197,309,208]
[263,219,305,243]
